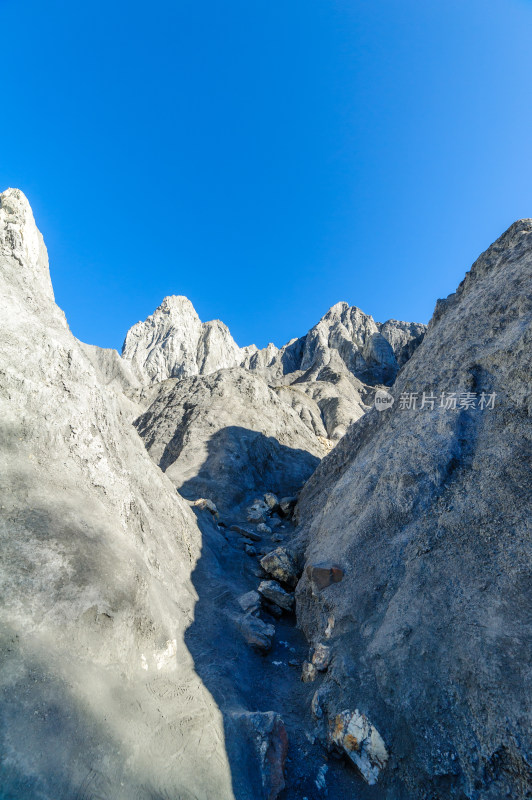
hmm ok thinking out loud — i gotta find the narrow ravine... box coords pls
[185,491,367,800]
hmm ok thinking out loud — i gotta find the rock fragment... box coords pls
[324,615,335,639]
[258,580,294,611]
[230,524,261,541]
[237,591,261,614]
[260,548,299,587]
[257,522,272,534]
[247,499,270,523]
[306,563,344,591]
[231,711,288,800]
[264,493,279,510]
[328,709,388,785]
[311,643,331,671]
[278,496,297,517]
[315,764,328,792]
[239,614,275,653]
[193,497,218,515]
[301,661,317,682]
[311,686,328,719]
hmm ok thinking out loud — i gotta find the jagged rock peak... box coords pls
[122,294,243,383]
[122,293,427,387]
[0,188,55,305]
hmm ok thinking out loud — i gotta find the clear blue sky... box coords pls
[1,0,531,351]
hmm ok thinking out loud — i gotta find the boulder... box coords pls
[257,522,272,535]
[237,591,261,614]
[193,497,218,515]
[311,643,331,671]
[328,709,388,785]
[305,563,344,591]
[230,524,261,542]
[238,614,275,653]
[258,581,294,611]
[311,686,329,720]
[264,493,279,509]
[260,548,299,588]
[278,496,297,517]
[262,600,284,619]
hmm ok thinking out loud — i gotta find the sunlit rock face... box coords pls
[122,294,244,383]
[294,219,532,799]
[122,295,426,387]
[0,189,234,800]
[121,291,426,464]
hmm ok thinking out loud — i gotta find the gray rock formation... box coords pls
[0,189,234,799]
[120,291,425,462]
[122,294,426,387]
[122,294,245,384]
[134,367,325,511]
[294,219,532,798]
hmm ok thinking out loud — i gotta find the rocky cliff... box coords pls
[294,219,532,799]
[0,189,234,799]
[122,294,426,387]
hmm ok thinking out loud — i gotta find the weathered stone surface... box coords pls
[278,496,297,517]
[122,295,244,384]
[260,548,299,588]
[329,709,388,785]
[257,522,272,535]
[245,544,257,556]
[311,686,329,720]
[123,295,425,389]
[264,492,279,509]
[258,580,294,611]
[238,613,275,653]
[134,368,324,513]
[296,220,532,798]
[193,497,218,515]
[230,524,261,542]
[301,661,317,682]
[305,563,344,591]
[0,189,234,799]
[230,711,288,800]
[248,499,270,521]
[311,643,331,671]
[237,591,261,614]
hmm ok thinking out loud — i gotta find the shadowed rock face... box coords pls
[0,189,234,799]
[134,368,323,511]
[294,219,532,799]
